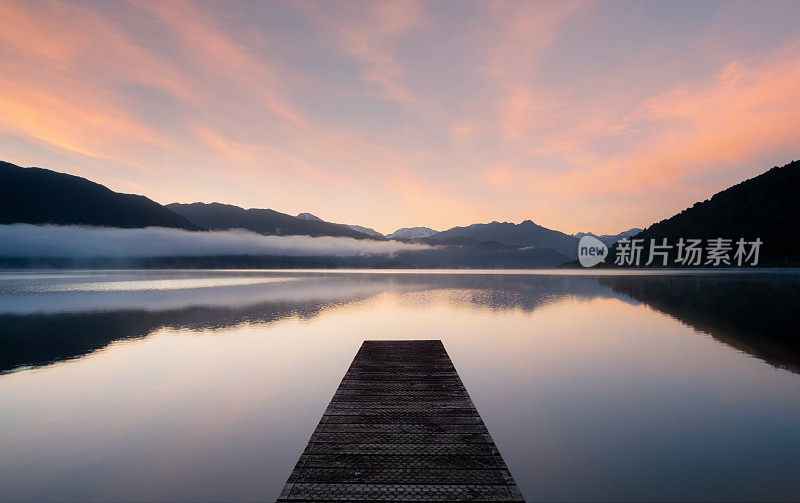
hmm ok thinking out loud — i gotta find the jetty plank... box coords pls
[277,340,525,502]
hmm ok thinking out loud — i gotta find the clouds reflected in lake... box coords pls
[1,270,799,501]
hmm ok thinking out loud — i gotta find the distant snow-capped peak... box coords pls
[387,227,438,240]
[297,212,322,221]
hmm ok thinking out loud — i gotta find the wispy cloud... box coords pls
[301,0,425,104]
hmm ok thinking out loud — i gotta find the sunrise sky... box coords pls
[1,0,799,235]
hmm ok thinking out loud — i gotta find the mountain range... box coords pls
[1,158,798,267]
[434,220,579,258]
[295,213,438,240]
[165,203,374,239]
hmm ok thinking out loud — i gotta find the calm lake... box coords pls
[1,269,799,502]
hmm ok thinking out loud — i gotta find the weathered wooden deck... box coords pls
[277,340,525,502]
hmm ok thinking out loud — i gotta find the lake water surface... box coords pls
[1,269,799,502]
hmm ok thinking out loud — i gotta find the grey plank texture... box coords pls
[276,340,525,502]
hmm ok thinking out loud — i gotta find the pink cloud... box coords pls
[1,0,798,236]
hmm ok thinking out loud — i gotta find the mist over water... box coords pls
[1,269,799,502]
[0,224,431,257]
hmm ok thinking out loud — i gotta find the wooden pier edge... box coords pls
[276,340,525,502]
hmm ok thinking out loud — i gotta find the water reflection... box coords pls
[2,271,799,376]
[0,273,399,373]
[600,273,800,373]
[1,270,800,502]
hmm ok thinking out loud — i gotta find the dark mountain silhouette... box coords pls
[612,160,800,266]
[434,220,578,258]
[166,202,377,239]
[0,161,197,229]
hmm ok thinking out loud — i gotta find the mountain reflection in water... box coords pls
[600,274,800,373]
[2,270,798,375]
[2,269,800,502]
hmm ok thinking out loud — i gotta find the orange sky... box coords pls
[1,0,799,235]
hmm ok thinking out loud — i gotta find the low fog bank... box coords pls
[0,224,432,258]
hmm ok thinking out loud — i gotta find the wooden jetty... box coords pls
[277,340,525,502]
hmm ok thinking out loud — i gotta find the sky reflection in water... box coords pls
[1,269,799,502]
